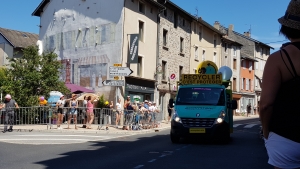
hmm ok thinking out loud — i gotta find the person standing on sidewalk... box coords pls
[115,98,122,127]
[67,94,78,129]
[0,94,19,133]
[246,103,252,117]
[86,96,94,129]
[56,95,66,129]
[260,1,300,168]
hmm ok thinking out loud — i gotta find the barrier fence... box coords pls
[0,106,163,130]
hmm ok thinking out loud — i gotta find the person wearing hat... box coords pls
[260,1,300,168]
[39,96,48,106]
[0,94,19,133]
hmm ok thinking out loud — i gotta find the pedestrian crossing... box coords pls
[0,133,133,145]
[233,123,261,129]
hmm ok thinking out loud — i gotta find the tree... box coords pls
[97,94,106,108]
[3,45,70,106]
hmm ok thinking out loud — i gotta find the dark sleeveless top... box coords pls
[269,42,300,143]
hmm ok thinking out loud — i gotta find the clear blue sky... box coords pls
[0,0,290,52]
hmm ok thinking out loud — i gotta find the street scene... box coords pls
[1,0,300,169]
[0,117,272,169]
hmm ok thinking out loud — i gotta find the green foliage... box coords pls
[97,94,105,108]
[1,45,70,107]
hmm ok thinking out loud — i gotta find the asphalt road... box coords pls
[0,119,272,169]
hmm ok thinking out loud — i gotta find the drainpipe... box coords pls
[155,0,167,120]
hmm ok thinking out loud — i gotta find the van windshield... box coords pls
[176,87,225,106]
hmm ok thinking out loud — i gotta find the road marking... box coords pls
[176,148,181,151]
[159,155,166,157]
[148,159,156,163]
[233,124,242,127]
[134,165,144,169]
[0,139,87,141]
[14,135,109,138]
[244,124,257,128]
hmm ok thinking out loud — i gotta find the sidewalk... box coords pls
[5,115,259,134]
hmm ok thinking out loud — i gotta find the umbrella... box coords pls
[65,83,94,94]
[77,93,99,101]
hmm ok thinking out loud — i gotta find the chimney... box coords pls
[229,24,234,32]
[214,21,220,30]
[244,31,251,37]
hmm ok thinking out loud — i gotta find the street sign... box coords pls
[114,76,119,80]
[109,67,133,76]
[170,73,176,80]
[102,80,125,86]
[114,63,122,67]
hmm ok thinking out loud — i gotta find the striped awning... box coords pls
[78,55,110,65]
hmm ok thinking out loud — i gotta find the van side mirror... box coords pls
[232,100,237,109]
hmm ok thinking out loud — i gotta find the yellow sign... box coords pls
[114,76,119,80]
[114,63,122,67]
[196,61,218,74]
[180,74,222,85]
[190,128,206,133]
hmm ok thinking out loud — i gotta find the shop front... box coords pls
[125,77,155,103]
[232,93,242,115]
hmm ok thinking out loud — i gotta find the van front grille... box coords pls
[181,118,215,128]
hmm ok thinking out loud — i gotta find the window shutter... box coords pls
[249,61,252,70]
[255,61,258,70]
[241,78,244,90]
[243,60,246,69]
[246,78,249,90]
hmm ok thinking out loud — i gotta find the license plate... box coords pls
[189,128,206,133]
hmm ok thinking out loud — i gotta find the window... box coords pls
[163,29,168,46]
[195,47,199,60]
[139,2,145,14]
[224,43,228,53]
[164,9,167,17]
[213,35,217,48]
[162,61,167,80]
[137,56,142,77]
[246,78,249,90]
[150,8,153,13]
[202,50,205,61]
[199,26,202,41]
[260,48,263,57]
[139,21,144,42]
[249,61,252,71]
[255,78,258,87]
[183,19,185,26]
[255,61,258,70]
[176,87,226,106]
[174,13,178,28]
[233,46,236,56]
[180,37,184,53]
[233,78,237,91]
[194,23,197,33]
[179,66,183,79]
[243,60,246,69]
[233,59,237,70]
[213,52,217,63]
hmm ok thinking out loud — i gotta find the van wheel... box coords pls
[170,133,180,144]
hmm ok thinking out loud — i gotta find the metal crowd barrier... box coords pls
[0,106,163,130]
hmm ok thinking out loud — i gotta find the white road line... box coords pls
[14,135,109,138]
[244,124,257,128]
[134,165,144,169]
[176,148,181,151]
[159,155,166,157]
[148,159,156,163]
[0,139,88,141]
[233,124,242,127]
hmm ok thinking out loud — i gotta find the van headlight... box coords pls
[215,110,225,124]
[172,110,182,123]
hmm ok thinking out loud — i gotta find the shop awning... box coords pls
[78,55,110,65]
